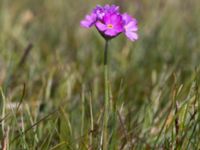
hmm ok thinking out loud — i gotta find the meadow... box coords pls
[0,0,200,149]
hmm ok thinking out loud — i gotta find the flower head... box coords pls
[80,4,138,41]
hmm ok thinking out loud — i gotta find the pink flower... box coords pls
[80,4,138,41]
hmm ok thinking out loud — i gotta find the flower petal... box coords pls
[125,21,138,32]
[93,5,105,19]
[104,4,119,13]
[125,31,138,41]
[95,21,107,31]
[80,13,97,28]
[105,29,118,36]
[122,13,132,24]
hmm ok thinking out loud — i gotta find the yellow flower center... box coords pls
[107,24,113,29]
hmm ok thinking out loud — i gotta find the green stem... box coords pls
[104,40,109,65]
[103,40,109,149]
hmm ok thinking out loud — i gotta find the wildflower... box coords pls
[80,5,139,149]
[80,4,138,41]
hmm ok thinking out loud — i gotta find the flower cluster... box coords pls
[80,4,138,41]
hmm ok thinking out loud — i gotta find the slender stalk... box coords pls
[103,40,109,149]
[104,40,109,65]
[81,85,85,136]
[89,94,94,147]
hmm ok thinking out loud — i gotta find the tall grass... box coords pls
[0,0,200,149]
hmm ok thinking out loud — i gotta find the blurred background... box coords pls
[0,0,200,149]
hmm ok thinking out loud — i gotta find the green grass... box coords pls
[0,0,200,149]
